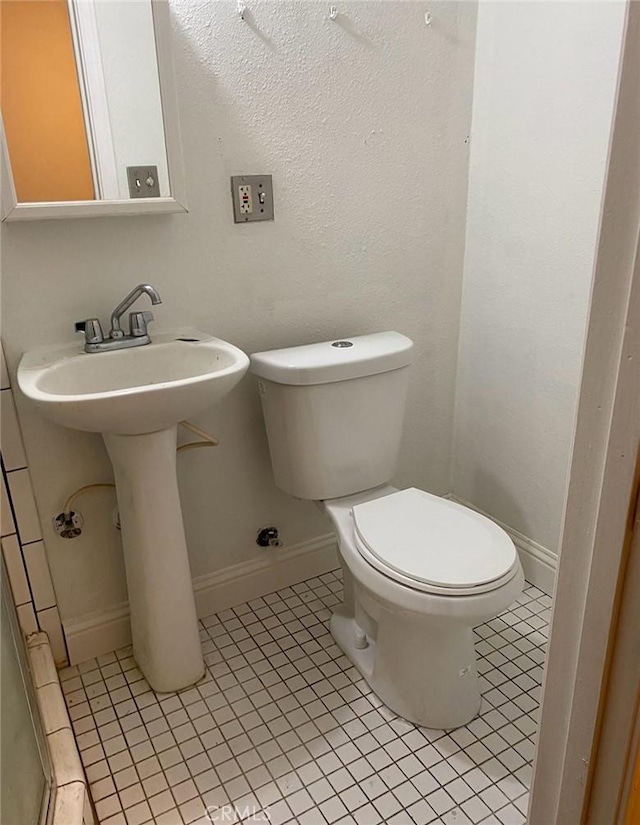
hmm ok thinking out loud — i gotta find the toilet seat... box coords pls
[352,488,519,596]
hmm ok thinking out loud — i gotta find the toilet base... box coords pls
[330,602,481,730]
[322,488,524,731]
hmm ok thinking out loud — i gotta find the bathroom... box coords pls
[1,0,639,823]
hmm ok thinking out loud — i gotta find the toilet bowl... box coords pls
[249,331,524,730]
[322,485,524,729]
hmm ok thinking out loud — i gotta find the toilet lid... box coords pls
[352,488,517,590]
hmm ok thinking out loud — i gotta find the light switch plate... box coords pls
[126,166,160,198]
[231,175,274,223]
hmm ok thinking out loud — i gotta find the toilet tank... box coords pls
[250,332,413,500]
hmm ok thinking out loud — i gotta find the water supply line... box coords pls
[177,420,220,452]
[62,482,115,516]
[54,421,219,537]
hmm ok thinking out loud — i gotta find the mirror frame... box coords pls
[1,0,187,221]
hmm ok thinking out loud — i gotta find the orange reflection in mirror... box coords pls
[1,0,95,202]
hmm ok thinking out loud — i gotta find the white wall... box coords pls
[1,1,476,625]
[452,1,626,556]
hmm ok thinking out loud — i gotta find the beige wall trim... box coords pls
[26,631,95,825]
[64,534,338,665]
[584,364,640,820]
[529,2,640,822]
[450,496,556,595]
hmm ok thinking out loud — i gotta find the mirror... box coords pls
[0,0,186,220]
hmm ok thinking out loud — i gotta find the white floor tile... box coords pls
[67,574,548,824]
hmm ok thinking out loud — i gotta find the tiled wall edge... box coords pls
[0,342,10,391]
[26,631,96,825]
[1,341,69,666]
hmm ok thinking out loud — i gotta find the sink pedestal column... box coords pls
[104,426,204,692]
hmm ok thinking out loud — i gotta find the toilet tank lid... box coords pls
[249,331,414,386]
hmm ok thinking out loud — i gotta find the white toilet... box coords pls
[250,331,524,729]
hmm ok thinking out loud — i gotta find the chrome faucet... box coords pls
[109,284,162,338]
[75,284,163,353]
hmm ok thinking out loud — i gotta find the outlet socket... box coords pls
[231,175,274,223]
[239,185,253,214]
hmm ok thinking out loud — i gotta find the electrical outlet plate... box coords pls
[126,165,161,199]
[231,175,274,223]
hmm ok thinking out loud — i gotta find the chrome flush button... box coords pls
[332,341,353,348]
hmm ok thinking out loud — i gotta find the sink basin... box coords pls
[17,329,249,435]
[18,328,250,693]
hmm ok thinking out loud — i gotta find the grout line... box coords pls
[65,571,545,825]
[1,458,42,623]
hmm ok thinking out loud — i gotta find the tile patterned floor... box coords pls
[61,571,551,825]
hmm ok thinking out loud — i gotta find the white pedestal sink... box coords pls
[18,329,249,692]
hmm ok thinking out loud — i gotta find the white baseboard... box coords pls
[504,524,557,597]
[64,602,131,666]
[64,503,556,665]
[192,534,338,618]
[450,496,557,596]
[64,534,338,665]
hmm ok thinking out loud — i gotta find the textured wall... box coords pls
[452,1,626,555]
[1,1,476,624]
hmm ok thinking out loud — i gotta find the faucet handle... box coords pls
[75,318,104,344]
[129,310,155,338]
